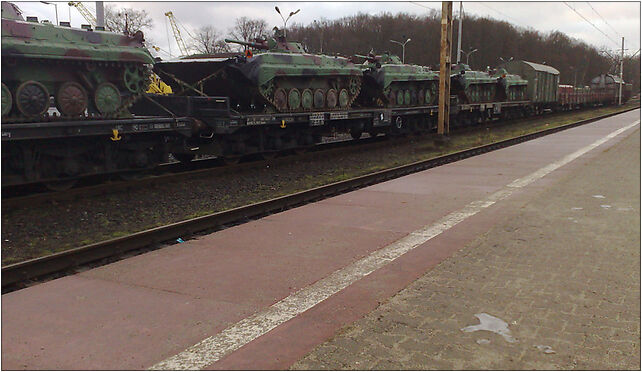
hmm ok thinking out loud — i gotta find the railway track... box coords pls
[2,105,637,293]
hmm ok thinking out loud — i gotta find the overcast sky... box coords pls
[12,1,641,60]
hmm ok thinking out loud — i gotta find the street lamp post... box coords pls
[464,48,478,65]
[275,6,300,37]
[313,20,323,53]
[41,1,58,25]
[390,38,411,64]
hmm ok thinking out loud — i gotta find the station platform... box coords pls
[2,109,639,370]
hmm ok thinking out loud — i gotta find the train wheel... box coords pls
[404,90,411,105]
[418,89,425,105]
[56,82,88,116]
[301,89,313,110]
[44,180,78,191]
[1,83,12,116]
[326,89,337,109]
[94,82,121,115]
[220,156,241,165]
[338,89,349,108]
[288,88,301,110]
[396,90,404,106]
[313,88,325,109]
[173,153,195,163]
[15,80,49,118]
[350,128,363,140]
[273,88,288,111]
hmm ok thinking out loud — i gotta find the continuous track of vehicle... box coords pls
[3,106,637,293]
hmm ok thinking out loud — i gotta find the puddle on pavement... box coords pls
[461,313,517,343]
[592,195,606,199]
[570,207,583,210]
[534,344,556,354]
[600,204,612,209]
[617,206,634,211]
[476,339,491,345]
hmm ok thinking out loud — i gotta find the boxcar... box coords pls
[503,60,560,112]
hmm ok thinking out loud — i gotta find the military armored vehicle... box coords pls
[355,51,439,107]
[1,2,154,121]
[450,63,498,104]
[491,67,528,102]
[154,28,363,113]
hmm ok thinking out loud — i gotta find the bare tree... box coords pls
[190,26,230,54]
[104,5,153,35]
[229,16,268,43]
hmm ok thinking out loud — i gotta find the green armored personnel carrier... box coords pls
[450,63,498,104]
[1,2,154,121]
[154,28,363,113]
[491,68,528,102]
[355,51,439,107]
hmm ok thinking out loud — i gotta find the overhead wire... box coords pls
[586,2,621,40]
[409,2,434,11]
[563,2,620,47]
[477,2,523,26]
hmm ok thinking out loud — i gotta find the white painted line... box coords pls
[149,120,639,370]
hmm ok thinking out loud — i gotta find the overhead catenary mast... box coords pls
[619,37,624,105]
[456,1,463,64]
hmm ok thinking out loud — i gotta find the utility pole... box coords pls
[95,1,104,28]
[456,1,462,64]
[619,37,624,105]
[438,1,453,135]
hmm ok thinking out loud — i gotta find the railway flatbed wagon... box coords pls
[1,116,193,188]
[133,93,532,160]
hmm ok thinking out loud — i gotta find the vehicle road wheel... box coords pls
[313,88,325,109]
[288,88,301,110]
[273,88,288,111]
[338,89,349,108]
[15,80,49,118]
[326,89,337,109]
[94,82,121,115]
[56,82,88,116]
[1,83,12,116]
[301,89,313,110]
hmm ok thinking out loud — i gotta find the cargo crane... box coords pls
[165,11,190,57]
[68,1,96,27]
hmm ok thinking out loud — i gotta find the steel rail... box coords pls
[2,106,638,292]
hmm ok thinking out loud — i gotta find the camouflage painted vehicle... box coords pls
[154,28,363,113]
[355,51,439,107]
[1,2,154,122]
[450,63,498,104]
[490,67,528,101]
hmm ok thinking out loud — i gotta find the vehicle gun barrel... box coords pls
[224,38,269,50]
